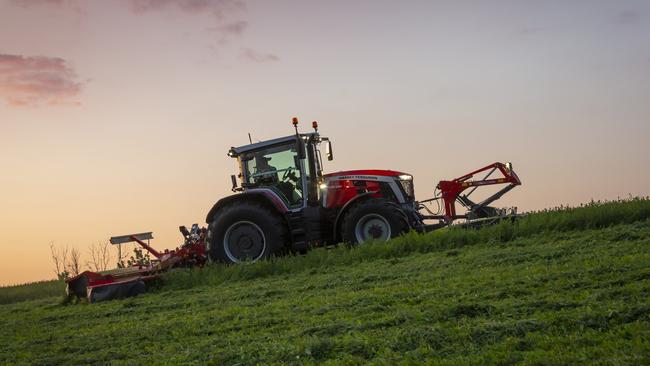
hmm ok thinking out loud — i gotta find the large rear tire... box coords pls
[207,202,287,264]
[341,199,406,245]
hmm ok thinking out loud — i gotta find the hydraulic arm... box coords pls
[420,162,522,224]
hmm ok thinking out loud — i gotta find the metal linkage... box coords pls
[419,162,521,225]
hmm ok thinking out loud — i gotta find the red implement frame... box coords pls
[65,226,207,302]
[433,162,522,223]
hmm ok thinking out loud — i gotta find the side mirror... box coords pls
[326,140,334,161]
[297,138,306,160]
[231,174,238,192]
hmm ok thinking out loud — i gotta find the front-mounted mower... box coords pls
[66,118,521,302]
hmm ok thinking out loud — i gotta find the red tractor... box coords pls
[66,118,521,302]
[204,118,521,263]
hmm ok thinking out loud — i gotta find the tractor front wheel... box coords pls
[341,199,406,245]
[207,202,287,264]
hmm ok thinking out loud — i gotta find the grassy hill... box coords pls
[0,279,63,306]
[1,199,649,365]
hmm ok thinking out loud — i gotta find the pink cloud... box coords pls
[0,54,84,107]
[129,0,178,14]
[614,10,641,25]
[128,0,248,44]
[9,0,247,20]
[239,48,279,63]
[128,0,246,19]
[206,20,248,45]
[8,0,86,16]
[9,0,65,7]
[216,20,248,36]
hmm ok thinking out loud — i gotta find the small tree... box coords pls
[87,241,111,272]
[68,247,83,277]
[50,242,70,280]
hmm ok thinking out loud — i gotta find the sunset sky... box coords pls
[1,0,649,286]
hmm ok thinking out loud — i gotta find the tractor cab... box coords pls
[227,122,333,209]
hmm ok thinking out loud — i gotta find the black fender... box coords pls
[205,188,289,224]
[331,193,372,242]
[384,201,411,229]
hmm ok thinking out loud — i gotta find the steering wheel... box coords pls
[282,167,298,182]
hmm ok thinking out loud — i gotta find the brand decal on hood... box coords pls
[329,175,380,180]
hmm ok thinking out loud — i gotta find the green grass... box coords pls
[161,197,650,291]
[0,279,62,305]
[1,198,649,365]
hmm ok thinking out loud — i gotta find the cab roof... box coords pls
[229,133,318,157]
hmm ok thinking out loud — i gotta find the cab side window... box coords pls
[242,144,304,207]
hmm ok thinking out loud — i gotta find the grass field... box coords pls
[0,279,62,305]
[1,199,649,365]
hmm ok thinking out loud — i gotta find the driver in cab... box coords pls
[252,152,302,206]
[253,155,278,184]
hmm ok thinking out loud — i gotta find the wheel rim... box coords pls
[223,221,266,263]
[354,214,392,243]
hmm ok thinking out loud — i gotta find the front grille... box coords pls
[398,178,414,201]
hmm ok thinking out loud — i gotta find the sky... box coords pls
[1,0,649,286]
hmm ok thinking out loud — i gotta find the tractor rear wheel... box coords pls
[207,202,287,264]
[341,199,406,245]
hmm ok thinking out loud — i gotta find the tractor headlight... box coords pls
[397,175,414,201]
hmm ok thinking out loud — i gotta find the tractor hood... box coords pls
[323,170,410,180]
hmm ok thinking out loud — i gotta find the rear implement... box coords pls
[66,225,207,303]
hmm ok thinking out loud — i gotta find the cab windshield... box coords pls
[241,143,303,207]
